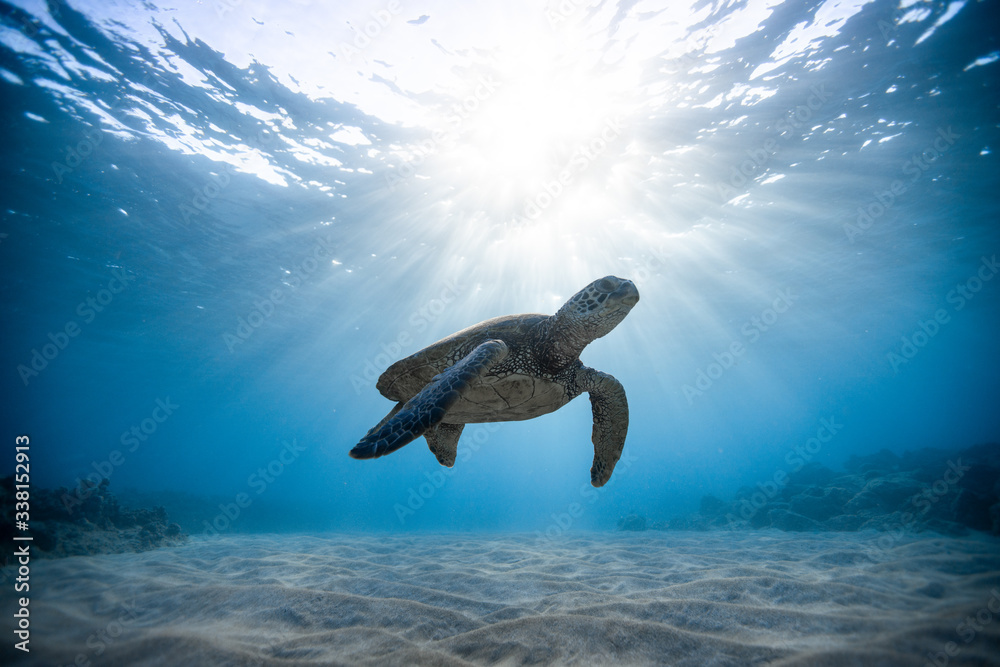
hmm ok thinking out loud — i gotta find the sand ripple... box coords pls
[4,531,1000,666]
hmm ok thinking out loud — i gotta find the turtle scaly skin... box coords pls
[350,276,639,487]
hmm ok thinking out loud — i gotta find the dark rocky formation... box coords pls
[657,443,1000,535]
[617,514,647,531]
[0,476,186,559]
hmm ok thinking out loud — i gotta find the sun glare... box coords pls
[435,31,643,223]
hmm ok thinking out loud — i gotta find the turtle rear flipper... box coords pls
[349,339,508,460]
[425,423,464,466]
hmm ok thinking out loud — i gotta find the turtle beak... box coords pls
[619,280,640,307]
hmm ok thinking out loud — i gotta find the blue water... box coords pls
[2,0,998,536]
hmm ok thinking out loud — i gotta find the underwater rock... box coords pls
[767,509,823,532]
[915,581,948,599]
[699,495,727,518]
[788,461,839,487]
[856,510,906,533]
[749,502,788,529]
[0,476,186,559]
[660,443,1000,536]
[789,486,854,521]
[617,514,647,531]
[844,473,926,513]
[921,518,970,537]
[950,488,994,532]
[844,448,902,474]
[663,515,709,530]
[822,514,867,531]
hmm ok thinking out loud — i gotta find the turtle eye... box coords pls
[597,277,618,292]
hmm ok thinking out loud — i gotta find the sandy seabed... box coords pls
[5,530,1000,666]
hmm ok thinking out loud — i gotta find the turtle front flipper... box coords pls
[425,423,464,466]
[349,339,509,460]
[576,366,629,487]
[360,402,403,440]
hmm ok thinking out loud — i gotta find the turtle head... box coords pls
[553,276,640,343]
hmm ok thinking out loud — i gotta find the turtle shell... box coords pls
[376,313,574,423]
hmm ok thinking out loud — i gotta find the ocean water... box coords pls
[2,0,1000,664]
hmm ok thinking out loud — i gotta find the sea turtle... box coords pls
[349,276,640,487]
